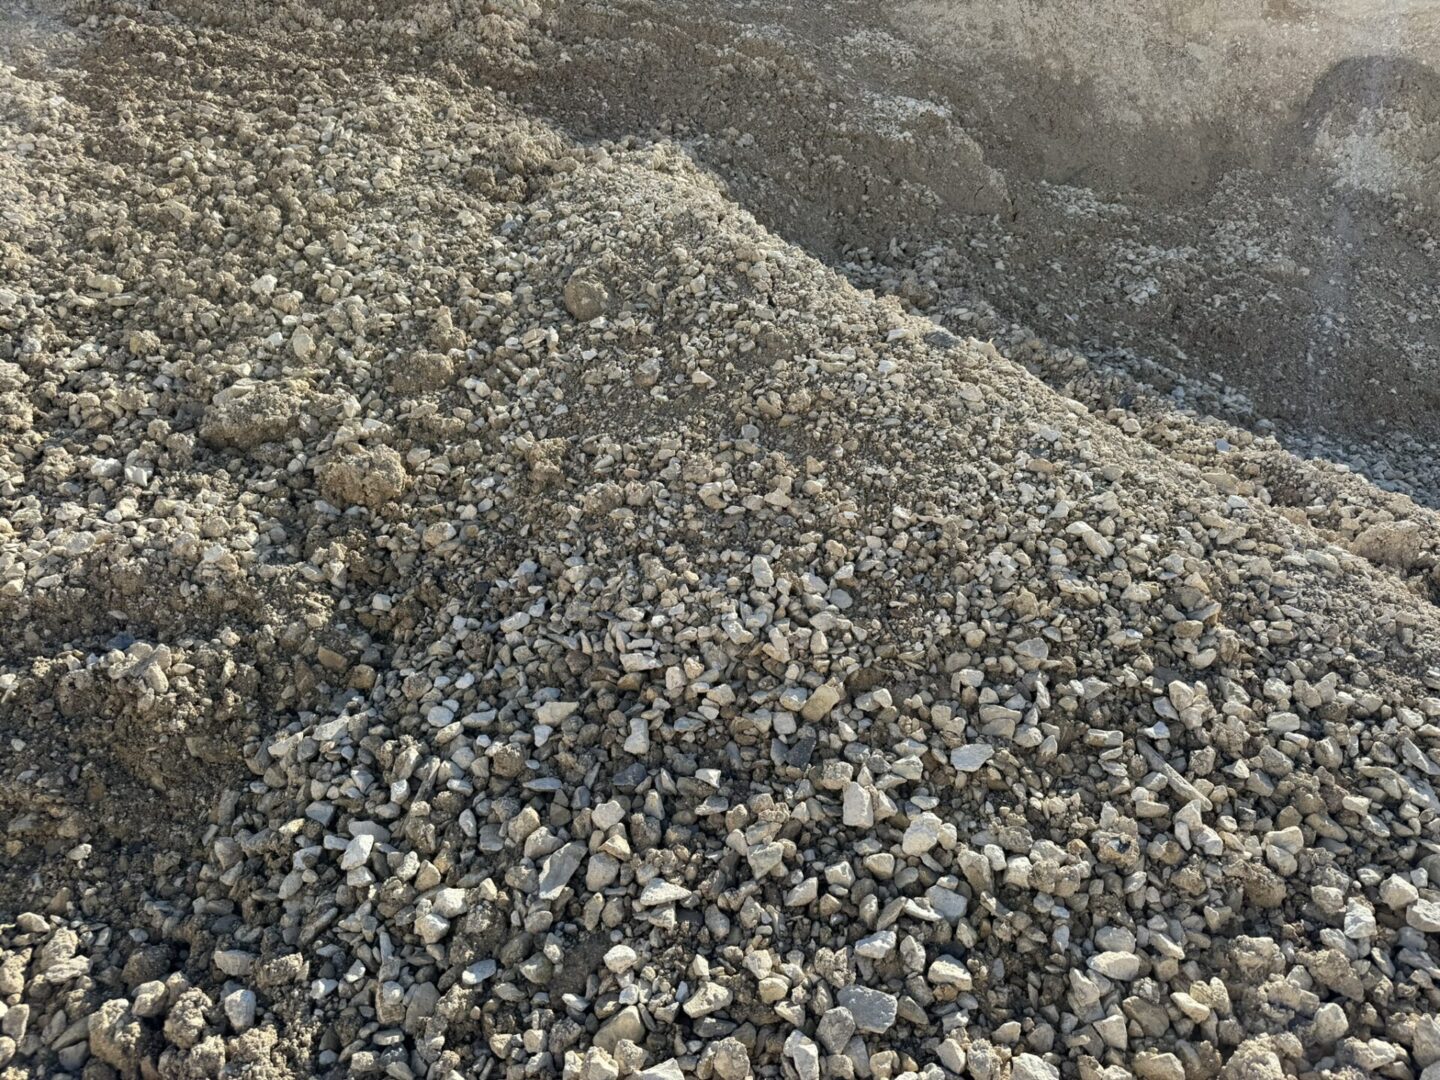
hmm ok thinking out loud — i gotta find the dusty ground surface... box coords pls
[2,2,1440,1080]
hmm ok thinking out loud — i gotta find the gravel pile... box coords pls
[3,5,1440,1080]
[483,0,1440,457]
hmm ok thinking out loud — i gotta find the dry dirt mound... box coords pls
[2,4,1440,1080]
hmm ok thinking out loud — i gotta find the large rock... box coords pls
[1011,1055,1060,1080]
[836,986,897,1033]
[595,1006,646,1053]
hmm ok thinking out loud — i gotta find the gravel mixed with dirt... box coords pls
[3,3,1440,1080]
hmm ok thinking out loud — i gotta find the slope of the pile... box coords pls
[503,0,1440,450]
[140,0,1440,496]
[2,7,1440,1080]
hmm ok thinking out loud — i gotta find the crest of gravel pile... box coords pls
[3,7,1440,1080]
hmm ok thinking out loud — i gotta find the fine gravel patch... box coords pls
[2,3,1440,1080]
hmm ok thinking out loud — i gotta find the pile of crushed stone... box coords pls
[3,4,1440,1080]
[476,0,1440,459]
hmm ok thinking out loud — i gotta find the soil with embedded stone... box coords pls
[2,3,1440,1080]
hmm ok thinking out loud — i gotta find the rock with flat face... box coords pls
[537,842,585,900]
[836,986,898,1033]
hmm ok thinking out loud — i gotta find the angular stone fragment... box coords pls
[1088,951,1140,980]
[638,880,692,907]
[1011,1055,1060,1080]
[682,982,732,1018]
[538,842,585,900]
[783,1030,820,1080]
[595,1006,645,1053]
[842,782,874,827]
[816,1007,855,1053]
[902,812,944,855]
[836,986,898,1033]
[1410,899,1440,933]
[340,833,374,870]
[951,744,994,772]
[801,682,843,722]
[928,956,971,989]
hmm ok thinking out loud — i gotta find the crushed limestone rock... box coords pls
[1,4,1440,1080]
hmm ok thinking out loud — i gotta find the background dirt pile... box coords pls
[1,2,1440,1080]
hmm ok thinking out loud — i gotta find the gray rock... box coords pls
[594,1006,645,1053]
[414,913,450,944]
[950,744,994,772]
[842,782,874,828]
[538,842,586,900]
[783,1030,820,1080]
[212,949,256,977]
[816,1007,856,1053]
[638,880,692,906]
[710,1038,751,1080]
[836,986,898,1033]
[1409,899,1440,933]
[339,833,373,870]
[1088,951,1140,980]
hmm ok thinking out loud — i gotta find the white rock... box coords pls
[902,812,944,856]
[340,833,374,870]
[750,554,775,588]
[855,931,895,960]
[836,986,897,1033]
[638,880,692,907]
[1011,1054,1060,1080]
[432,887,468,919]
[624,716,650,754]
[1311,1001,1347,1044]
[536,701,579,725]
[1380,874,1420,910]
[1343,899,1376,940]
[414,913,450,944]
[784,1031,820,1080]
[538,842,586,900]
[222,988,256,1032]
[928,956,971,989]
[291,326,315,359]
[604,945,638,974]
[1409,899,1440,933]
[842,782,874,828]
[212,950,256,977]
[592,800,626,830]
[1088,951,1140,980]
[682,982,733,1018]
[748,842,786,876]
